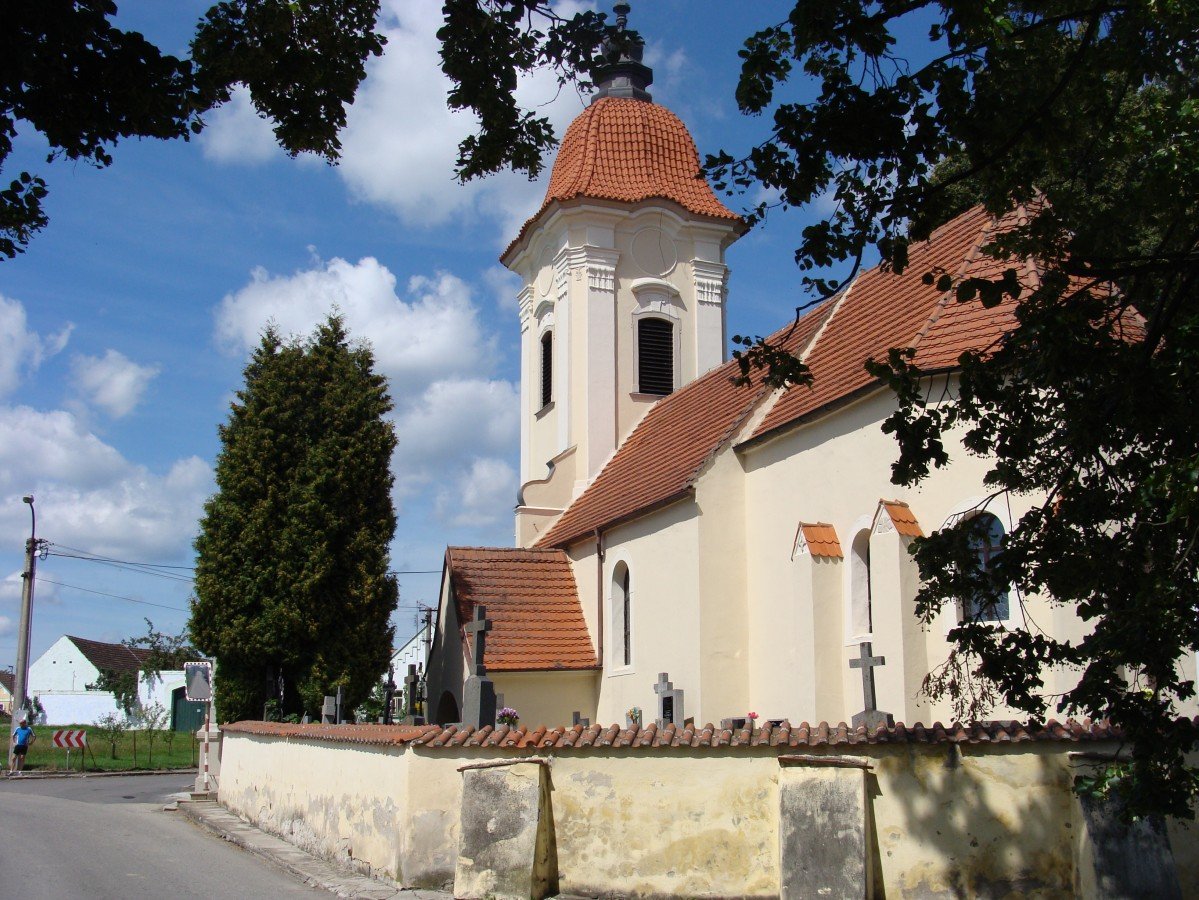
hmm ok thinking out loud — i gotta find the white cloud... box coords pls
[436,457,517,527]
[214,256,498,396]
[335,0,591,238]
[392,378,518,490]
[0,407,212,561]
[0,295,72,397]
[199,85,280,164]
[71,350,161,418]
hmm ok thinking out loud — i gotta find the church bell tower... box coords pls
[502,5,745,547]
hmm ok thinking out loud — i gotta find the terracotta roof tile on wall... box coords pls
[446,547,598,672]
[225,716,1132,750]
[798,523,843,558]
[68,635,151,673]
[879,500,924,538]
[536,306,834,549]
[506,98,741,259]
[751,205,997,439]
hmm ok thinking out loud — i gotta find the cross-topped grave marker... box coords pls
[465,605,493,676]
[401,663,425,725]
[654,672,685,729]
[462,605,497,729]
[849,641,894,730]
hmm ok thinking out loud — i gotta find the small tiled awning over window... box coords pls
[878,500,924,538]
[445,547,598,672]
[796,523,843,558]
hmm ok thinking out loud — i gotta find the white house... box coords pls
[29,634,186,726]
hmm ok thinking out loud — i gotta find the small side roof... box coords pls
[795,523,843,559]
[445,547,598,672]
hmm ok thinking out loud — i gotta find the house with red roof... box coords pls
[423,19,1196,732]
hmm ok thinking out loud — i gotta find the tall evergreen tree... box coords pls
[191,315,397,723]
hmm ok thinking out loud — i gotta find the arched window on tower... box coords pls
[540,331,553,408]
[849,528,872,638]
[611,561,632,668]
[963,512,1009,621]
[637,317,674,396]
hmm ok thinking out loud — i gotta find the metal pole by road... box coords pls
[9,495,40,770]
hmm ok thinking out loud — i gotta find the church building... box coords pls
[422,18,1196,732]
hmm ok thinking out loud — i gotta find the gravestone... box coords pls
[778,764,869,899]
[849,642,894,730]
[401,663,426,725]
[572,711,590,728]
[462,605,497,729]
[654,672,684,729]
[321,695,337,724]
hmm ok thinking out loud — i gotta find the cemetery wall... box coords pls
[219,722,1198,897]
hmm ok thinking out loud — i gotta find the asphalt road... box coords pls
[0,773,324,899]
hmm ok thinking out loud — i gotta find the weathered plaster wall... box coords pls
[220,728,1198,897]
[219,732,410,880]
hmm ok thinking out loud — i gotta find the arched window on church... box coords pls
[849,528,872,638]
[611,561,632,668]
[540,331,553,408]
[637,317,674,395]
[963,512,1009,621]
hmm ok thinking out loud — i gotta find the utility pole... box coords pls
[10,495,42,770]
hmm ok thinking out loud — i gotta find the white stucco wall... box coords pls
[219,727,1199,897]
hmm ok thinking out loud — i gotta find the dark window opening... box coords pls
[638,318,673,395]
[964,512,1010,621]
[540,332,553,408]
[622,567,632,667]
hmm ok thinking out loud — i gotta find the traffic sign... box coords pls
[185,660,213,701]
[52,729,86,749]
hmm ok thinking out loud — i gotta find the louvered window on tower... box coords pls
[540,332,553,408]
[638,318,674,395]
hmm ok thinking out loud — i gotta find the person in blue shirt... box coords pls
[10,716,35,775]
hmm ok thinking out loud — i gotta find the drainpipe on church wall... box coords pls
[595,529,605,665]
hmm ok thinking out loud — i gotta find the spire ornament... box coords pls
[592,3,653,103]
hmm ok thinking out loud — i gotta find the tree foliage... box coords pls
[191,316,398,724]
[437,2,1199,817]
[0,0,385,258]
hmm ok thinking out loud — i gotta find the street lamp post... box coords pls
[9,495,40,770]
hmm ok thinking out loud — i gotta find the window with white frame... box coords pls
[611,561,632,668]
[637,317,674,395]
[539,330,553,408]
[961,512,1010,622]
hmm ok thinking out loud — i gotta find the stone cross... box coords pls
[654,671,685,729]
[404,664,419,716]
[465,605,493,676]
[461,605,497,729]
[849,641,894,730]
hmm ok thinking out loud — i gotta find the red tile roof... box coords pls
[224,717,1132,750]
[446,547,598,672]
[798,523,843,558]
[505,98,741,260]
[536,306,834,549]
[749,205,1019,442]
[879,500,924,538]
[67,635,151,673]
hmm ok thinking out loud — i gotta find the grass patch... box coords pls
[15,724,198,772]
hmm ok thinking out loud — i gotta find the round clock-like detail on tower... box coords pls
[631,226,677,278]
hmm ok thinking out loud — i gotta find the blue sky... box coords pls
[0,1,851,668]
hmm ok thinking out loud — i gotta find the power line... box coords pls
[35,577,189,612]
[47,544,196,570]
[45,545,196,584]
